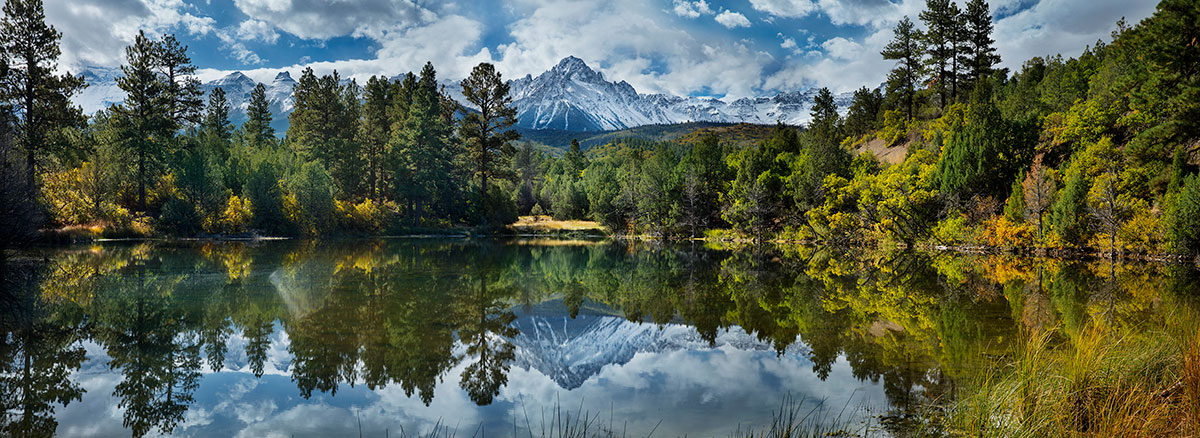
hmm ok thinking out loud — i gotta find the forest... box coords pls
[1,0,1199,260]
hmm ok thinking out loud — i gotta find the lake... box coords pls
[1,239,1196,437]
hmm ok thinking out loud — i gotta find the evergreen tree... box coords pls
[934,98,1007,199]
[113,31,171,211]
[797,88,850,211]
[844,87,883,138]
[0,0,85,189]
[154,34,202,129]
[199,88,232,161]
[288,68,361,198]
[920,0,961,109]
[459,62,519,225]
[564,139,587,177]
[358,75,393,201]
[961,0,1000,90]
[882,17,924,121]
[392,63,455,222]
[241,83,274,147]
[0,92,40,249]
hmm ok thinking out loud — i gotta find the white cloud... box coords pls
[236,19,279,44]
[672,0,713,18]
[820,36,862,61]
[748,0,817,19]
[780,35,797,50]
[232,0,433,41]
[492,0,771,99]
[714,10,750,28]
[45,0,216,71]
[991,0,1157,72]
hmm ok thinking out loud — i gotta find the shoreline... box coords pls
[22,227,1200,266]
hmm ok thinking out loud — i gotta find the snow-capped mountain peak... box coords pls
[72,57,852,135]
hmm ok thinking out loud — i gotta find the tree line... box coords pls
[0,0,521,245]
[513,0,1200,259]
[2,0,1199,260]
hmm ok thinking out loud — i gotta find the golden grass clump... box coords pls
[949,312,1200,437]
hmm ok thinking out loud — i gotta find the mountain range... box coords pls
[73,56,852,134]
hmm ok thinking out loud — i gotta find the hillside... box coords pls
[517,122,778,152]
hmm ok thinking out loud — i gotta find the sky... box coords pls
[44,0,1158,100]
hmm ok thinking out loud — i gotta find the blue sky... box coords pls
[44,0,1157,99]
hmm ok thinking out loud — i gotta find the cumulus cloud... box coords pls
[236,19,279,44]
[714,10,751,28]
[748,0,817,19]
[45,0,216,71]
[232,0,434,41]
[672,0,713,18]
[991,0,1157,71]
[47,0,1162,103]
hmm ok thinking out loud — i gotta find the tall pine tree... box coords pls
[199,87,232,160]
[154,34,202,130]
[240,83,274,147]
[962,0,1000,90]
[358,75,393,201]
[459,62,519,225]
[113,31,171,211]
[0,0,84,189]
[882,17,925,121]
[920,0,961,109]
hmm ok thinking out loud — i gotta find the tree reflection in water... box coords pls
[0,239,1195,436]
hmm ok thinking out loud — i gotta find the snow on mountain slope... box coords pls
[75,67,125,115]
[73,56,853,134]
[509,303,795,390]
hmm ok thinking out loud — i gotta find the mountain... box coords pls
[509,301,789,389]
[73,56,852,135]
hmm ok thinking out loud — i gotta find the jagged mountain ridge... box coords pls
[73,56,852,134]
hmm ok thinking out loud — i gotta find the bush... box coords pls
[160,197,201,236]
[933,214,973,245]
[208,195,252,234]
[978,216,1034,248]
[1170,174,1200,255]
[287,162,336,235]
[877,110,910,146]
[337,199,392,233]
[483,184,518,225]
[246,159,290,235]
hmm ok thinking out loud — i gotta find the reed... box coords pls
[948,308,1200,437]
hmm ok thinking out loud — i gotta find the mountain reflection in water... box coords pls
[1,239,1196,437]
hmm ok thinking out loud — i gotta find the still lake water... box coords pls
[1,238,1196,437]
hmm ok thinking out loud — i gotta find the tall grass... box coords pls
[948,308,1200,437]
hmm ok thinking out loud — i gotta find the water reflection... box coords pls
[1,240,1197,436]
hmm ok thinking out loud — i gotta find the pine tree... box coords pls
[154,34,202,129]
[564,139,587,177]
[920,0,961,109]
[962,0,1000,90]
[459,62,519,225]
[288,68,361,197]
[392,63,455,222]
[798,88,849,210]
[241,83,274,147]
[0,0,85,189]
[358,75,393,201]
[200,87,232,160]
[882,17,924,121]
[844,87,883,137]
[113,31,171,211]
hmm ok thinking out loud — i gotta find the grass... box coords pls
[947,308,1200,437]
[508,216,607,235]
[365,395,868,438]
